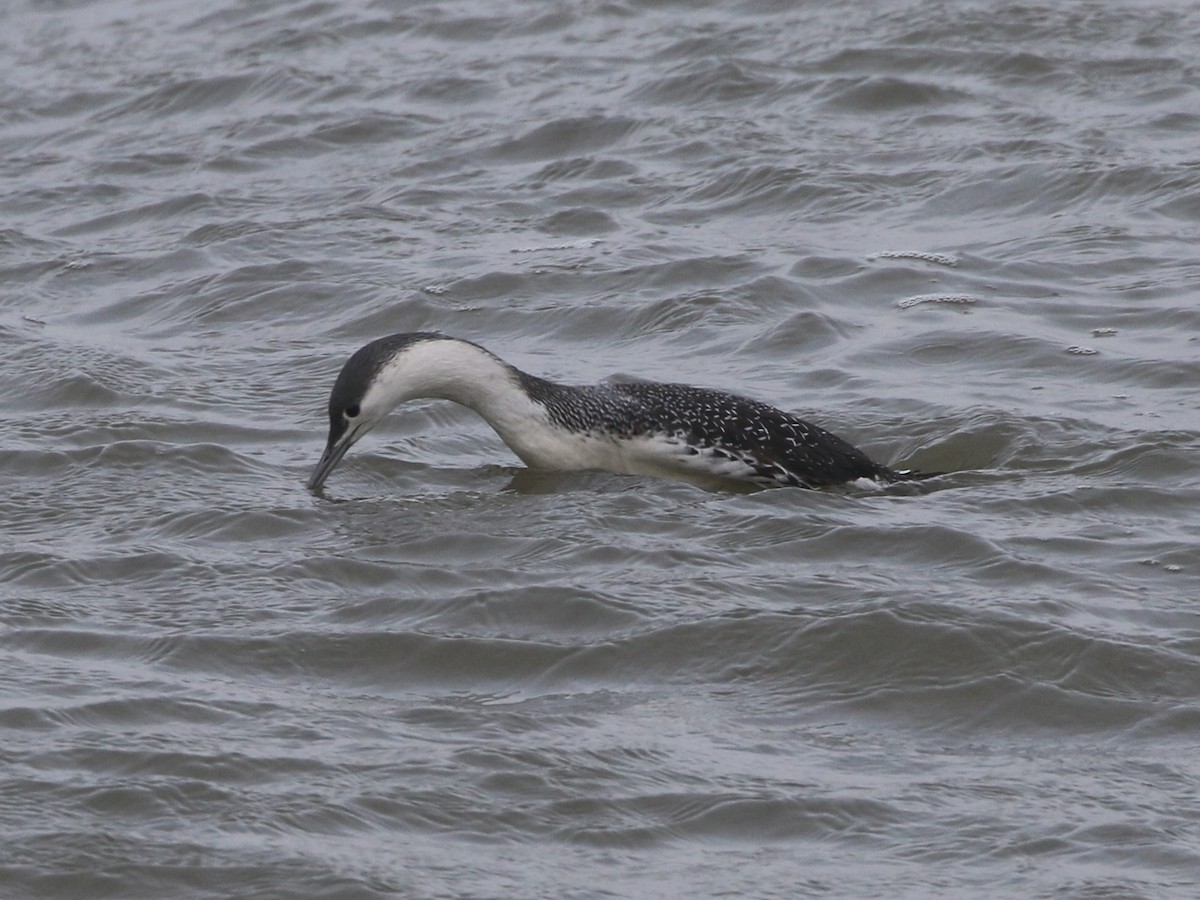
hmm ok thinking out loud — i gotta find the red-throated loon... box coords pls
[307,332,938,492]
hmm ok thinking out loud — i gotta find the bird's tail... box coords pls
[879,466,944,484]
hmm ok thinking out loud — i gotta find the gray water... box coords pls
[3,0,1199,897]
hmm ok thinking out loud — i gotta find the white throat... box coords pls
[361,338,567,467]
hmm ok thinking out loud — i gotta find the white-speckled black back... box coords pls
[517,371,901,488]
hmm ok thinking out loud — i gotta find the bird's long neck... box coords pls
[366,338,558,464]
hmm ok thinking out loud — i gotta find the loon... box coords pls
[307,332,936,492]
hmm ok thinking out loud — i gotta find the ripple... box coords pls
[631,59,780,107]
[485,116,643,163]
[817,75,971,112]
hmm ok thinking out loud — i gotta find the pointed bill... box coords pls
[307,421,359,491]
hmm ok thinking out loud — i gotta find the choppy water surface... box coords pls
[3,0,1199,896]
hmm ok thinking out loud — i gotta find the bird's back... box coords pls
[604,381,891,487]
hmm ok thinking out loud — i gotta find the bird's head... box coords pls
[306,333,449,491]
[306,332,504,491]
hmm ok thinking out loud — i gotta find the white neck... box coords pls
[365,337,513,409]
[362,338,558,466]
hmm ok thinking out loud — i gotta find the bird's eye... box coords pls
[345,404,360,419]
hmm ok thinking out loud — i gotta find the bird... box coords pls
[307,332,938,492]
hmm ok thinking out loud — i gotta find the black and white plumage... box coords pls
[307,332,936,492]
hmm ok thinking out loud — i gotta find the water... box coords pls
[2,0,1199,896]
